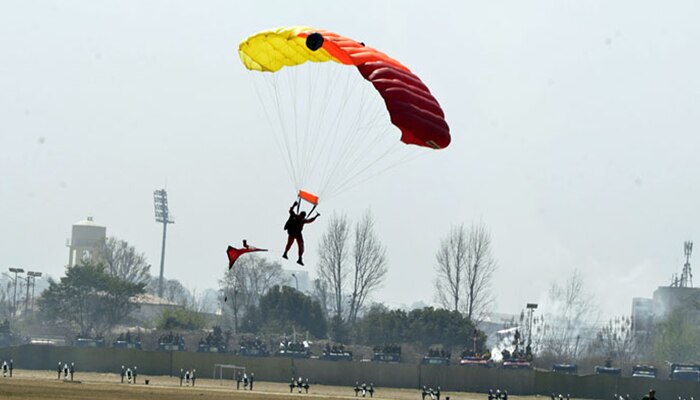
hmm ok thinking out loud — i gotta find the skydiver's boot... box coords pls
[282,253,288,260]
[297,258,304,266]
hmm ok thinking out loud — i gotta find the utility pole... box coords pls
[27,271,42,315]
[154,189,175,298]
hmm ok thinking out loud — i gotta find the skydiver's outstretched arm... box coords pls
[289,201,298,216]
[305,213,320,224]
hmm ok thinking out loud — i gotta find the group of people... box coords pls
[115,331,140,344]
[421,385,442,400]
[289,376,311,393]
[178,368,197,386]
[488,389,509,400]
[324,343,351,356]
[158,332,186,350]
[426,348,451,359]
[1,359,13,377]
[57,361,76,381]
[238,336,269,356]
[279,339,310,354]
[372,344,401,355]
[461,349,491,360]
[353,382,375,397]
[235,371,255,390]
[198,326,228,352]
[120,365,139,384]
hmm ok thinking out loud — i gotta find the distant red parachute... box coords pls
[226,240,267,269]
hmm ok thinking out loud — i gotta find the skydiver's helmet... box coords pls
[300,211,307,218]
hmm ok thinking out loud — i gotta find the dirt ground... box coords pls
[0,369,539,400]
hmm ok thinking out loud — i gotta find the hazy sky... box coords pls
[2,1,699,322]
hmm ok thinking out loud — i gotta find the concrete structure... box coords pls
[67,217,106,267]
[632,286,700,333]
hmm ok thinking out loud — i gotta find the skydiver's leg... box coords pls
[296,236,304,266]
[283,235,294,259]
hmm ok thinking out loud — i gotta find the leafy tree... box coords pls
[653,308,700,362]
[354,305,482,349]
[242,285,327,338]
[38,262,145,336]
[155,307,208,330]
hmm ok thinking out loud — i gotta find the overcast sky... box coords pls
[2,1,699,321]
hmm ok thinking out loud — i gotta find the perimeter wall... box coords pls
[1,345,697,399]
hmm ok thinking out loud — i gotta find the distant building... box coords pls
[632,286,700,333]
[128,294,182,325]
[66,217,106,267]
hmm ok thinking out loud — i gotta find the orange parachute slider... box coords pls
[298,189,319,206]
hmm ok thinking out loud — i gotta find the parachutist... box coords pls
[306,32,324,51]
[282,201,319,265]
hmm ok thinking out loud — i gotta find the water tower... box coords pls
[67,217,106,266]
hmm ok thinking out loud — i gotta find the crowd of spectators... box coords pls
[158,332,185,351]
[238,336,269,356]
[426,348,450,359]
[197,326,228,353]
[372,344,401,356]
[113,331,142,349]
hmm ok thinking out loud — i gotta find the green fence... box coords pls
[1,345,698,399]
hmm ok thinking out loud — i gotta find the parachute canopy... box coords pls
[239,26,451,150]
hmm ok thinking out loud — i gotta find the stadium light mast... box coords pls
[154,189,174,298]
[8,268,24,317]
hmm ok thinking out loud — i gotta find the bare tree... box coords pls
[591,315,637,364]
[316,213,350,321]
[464,223,496,321]
[537,269,598,360]
[347,211,388,324]
[219,254,283,332]
[103,237,151,285]
[434,225,467,312]
[434,223,496,320]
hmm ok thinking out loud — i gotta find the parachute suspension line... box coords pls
[296,64,337,191]
[329,141,432,201]
[269,73,301,191]
[251,73,297,193]
[311,66,363,196]
[316,80,393,197]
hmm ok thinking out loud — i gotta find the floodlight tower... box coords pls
[154,189,174,298]
[8,268,24,317]
[681,241,693,288]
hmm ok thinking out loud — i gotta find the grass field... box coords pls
[0,369,537,400]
